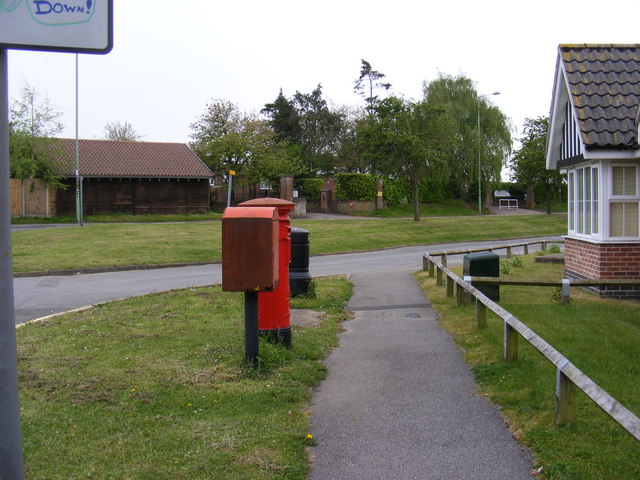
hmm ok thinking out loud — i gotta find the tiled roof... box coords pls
[52,139,213,178]
[560,44,640,149]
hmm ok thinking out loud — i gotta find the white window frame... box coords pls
[608,164,640,239]
[568,163,599,239]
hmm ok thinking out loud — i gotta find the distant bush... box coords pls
[297,178,324,200]
[335,173,377,201]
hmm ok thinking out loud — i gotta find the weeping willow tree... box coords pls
[423,74,512,207]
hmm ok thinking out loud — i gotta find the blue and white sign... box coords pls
[0,0,112,53]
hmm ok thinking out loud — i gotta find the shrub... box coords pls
[335,173,377,201]
[297,178,324,200]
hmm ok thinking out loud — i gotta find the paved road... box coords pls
[13,236,562,324]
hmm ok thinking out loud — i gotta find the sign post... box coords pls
[0,2,113,477]
[0,46,24,480]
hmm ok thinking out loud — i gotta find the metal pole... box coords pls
[0,47,26,480]
[244,291,259,368]
[75,53,82,225]
[477,94,481,214]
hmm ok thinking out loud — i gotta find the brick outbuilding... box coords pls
[546,44,640,298]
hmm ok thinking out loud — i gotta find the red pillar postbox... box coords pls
[239,198,295,346]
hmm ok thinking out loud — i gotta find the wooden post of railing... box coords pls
[446,274,454,297]
[476,299,487,328]
[506,245,512,258]
[524,244,529,255]
[423,255,430,273]
[504,317,518,362]
[541,240,547,252]
[555,363,576,426]
[436,265,443,286]
[456,282,466,306]
[442,253,448,268]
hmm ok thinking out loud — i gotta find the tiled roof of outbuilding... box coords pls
[560,44,640,149]
[52,139,213,178]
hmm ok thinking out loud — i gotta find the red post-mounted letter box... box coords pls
[221,206,279,292]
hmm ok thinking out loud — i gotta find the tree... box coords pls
[262,85,344,176]
[509,116,563,214]
[423,74,512,205]
[190,99,251,177]
[261,89,301,144]
[103,120,143,141]
[190,99,301,185]
[354,59,391,112]
[292,84,344,174]
[9,83,67,186]
[357,95,454,221]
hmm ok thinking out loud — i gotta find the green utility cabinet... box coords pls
[463,252,499,301]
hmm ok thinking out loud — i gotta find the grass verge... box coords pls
[17,276,352,479]
[11,214,566,272]
[415,255,640,479]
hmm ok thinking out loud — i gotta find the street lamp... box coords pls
[477,91,500,214]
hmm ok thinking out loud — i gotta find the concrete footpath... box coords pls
[308,268,535,480]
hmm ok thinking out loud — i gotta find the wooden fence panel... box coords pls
[9,178,54,217]
[24,179,47,216]
[10,179,21,216]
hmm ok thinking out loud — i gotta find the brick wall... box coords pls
[564,237,640,298]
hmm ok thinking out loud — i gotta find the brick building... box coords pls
[546,44,640,298]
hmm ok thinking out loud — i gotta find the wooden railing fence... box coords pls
[422,241,640,442]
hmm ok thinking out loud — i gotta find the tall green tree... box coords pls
[292,84,343,175]
[261,90,301,144]
[423,74,512,206]
[9,83,67,186]
[354,59,391,112]
[263,85,344,175]
[358,95,454,221]
[509,116,563,214]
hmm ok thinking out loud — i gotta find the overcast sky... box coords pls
[6,0,640,148]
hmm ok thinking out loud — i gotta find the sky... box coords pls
[6,0,640,150]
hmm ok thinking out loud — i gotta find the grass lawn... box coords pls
[11,214,567,272]
[17,276,351,479]
[415,255,640,479]
[365,199,483,217]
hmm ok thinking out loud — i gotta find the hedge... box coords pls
[381,177,452,206]
[335,173,377,201]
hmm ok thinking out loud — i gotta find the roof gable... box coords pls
[547,44,640,169]
[53,139,213,178]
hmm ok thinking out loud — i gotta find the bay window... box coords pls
[569,164,599,236]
